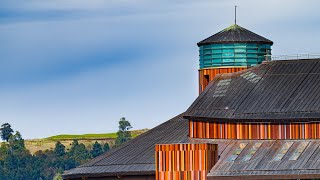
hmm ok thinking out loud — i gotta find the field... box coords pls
[25,129,148,154]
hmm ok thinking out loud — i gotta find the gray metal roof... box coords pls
[63,112,320,179]
[197,24,273,46]
[184,59,320,123]
[63,114,189,179]
[189,139,320,179]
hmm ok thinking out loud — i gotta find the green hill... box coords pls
[46,129,148,140]
[25,129,149,154]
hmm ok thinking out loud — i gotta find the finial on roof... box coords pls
[235,5,237,25]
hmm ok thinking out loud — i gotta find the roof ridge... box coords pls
[221,24,243,32]
[264,58,320,63]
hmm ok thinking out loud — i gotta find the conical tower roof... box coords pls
[197,24,273,46]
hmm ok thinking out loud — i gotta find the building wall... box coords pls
[189,120,320,139]
[199,67,246,93]
[155,143,218,180]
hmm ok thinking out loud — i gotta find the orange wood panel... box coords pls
[155,143,218,180]
[189,120,320,139]
[199,67,247,94]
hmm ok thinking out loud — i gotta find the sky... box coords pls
[1,0,320,139]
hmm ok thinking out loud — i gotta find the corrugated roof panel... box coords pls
[205,139,320,179]
[63,114,189,179]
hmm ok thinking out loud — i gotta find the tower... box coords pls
[197,24,273,93]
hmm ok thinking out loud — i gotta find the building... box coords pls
[63,24,320,180]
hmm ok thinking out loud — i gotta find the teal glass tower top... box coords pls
[198,24,273,69]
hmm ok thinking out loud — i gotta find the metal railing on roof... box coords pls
[265,54,320,61]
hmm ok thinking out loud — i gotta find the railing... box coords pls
[265,54,320,61]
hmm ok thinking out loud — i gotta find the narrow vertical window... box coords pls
[204,75,210,89]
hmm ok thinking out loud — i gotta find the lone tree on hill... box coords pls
[0,123,14,142]
[115,117,132,145]
[90,141,103,158]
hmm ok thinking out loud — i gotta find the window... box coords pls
[222,49,234,53]
[213,79,231,98]
[227,143,247,162]
[203,75,210,89]
[203,55,211,59]
[204,49,211,54]
[199,43,272,68]
[273,142,293,161]
[242,142,262,161]
[213,49,222,53]
[240,71,262,83]
[212,54,222,58]
[289,142,309,160]
[222,53,235,58]
[234,48,246,53]
[234,54,246,58]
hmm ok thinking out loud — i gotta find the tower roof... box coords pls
[197,24,273,46]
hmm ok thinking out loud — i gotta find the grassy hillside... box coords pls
[45,129,148,140]
[46,133,117,140]
[25,129,148,154]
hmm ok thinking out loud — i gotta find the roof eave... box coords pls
[197,41,274,47]
[63,170,155,179]
[207,173,320,180]
[183,115,320,123]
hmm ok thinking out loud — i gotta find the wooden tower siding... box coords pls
[189,121,320,139]
[155,144,218,180]
[199,67,246,93]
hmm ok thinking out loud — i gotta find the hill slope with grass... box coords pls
[25,129,149,154]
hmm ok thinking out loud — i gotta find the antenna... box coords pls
[235,5,237,24]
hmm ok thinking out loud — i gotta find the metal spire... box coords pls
[235,5,237,25]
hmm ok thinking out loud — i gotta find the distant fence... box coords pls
[265,54,320,61]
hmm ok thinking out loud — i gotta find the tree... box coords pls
[0,127,101,180]
[69,140,91,165]
[54,141,65,156]
[8,131,26,154]
[90,141,103,158]
[0,142,8,161]
[103,143,110,152]
[53,173,63,180]
[115,117,132,145]
[70,140,79,150]
[0,123,14,142]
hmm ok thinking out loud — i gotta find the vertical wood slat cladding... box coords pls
[199,67,247,93]
[189,121,320,139]
[155,144,218,180]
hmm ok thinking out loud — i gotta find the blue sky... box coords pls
[1,0,320,139]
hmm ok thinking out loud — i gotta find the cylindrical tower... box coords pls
[198,24,273,93]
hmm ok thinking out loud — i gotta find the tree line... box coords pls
[0,117,132,180]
